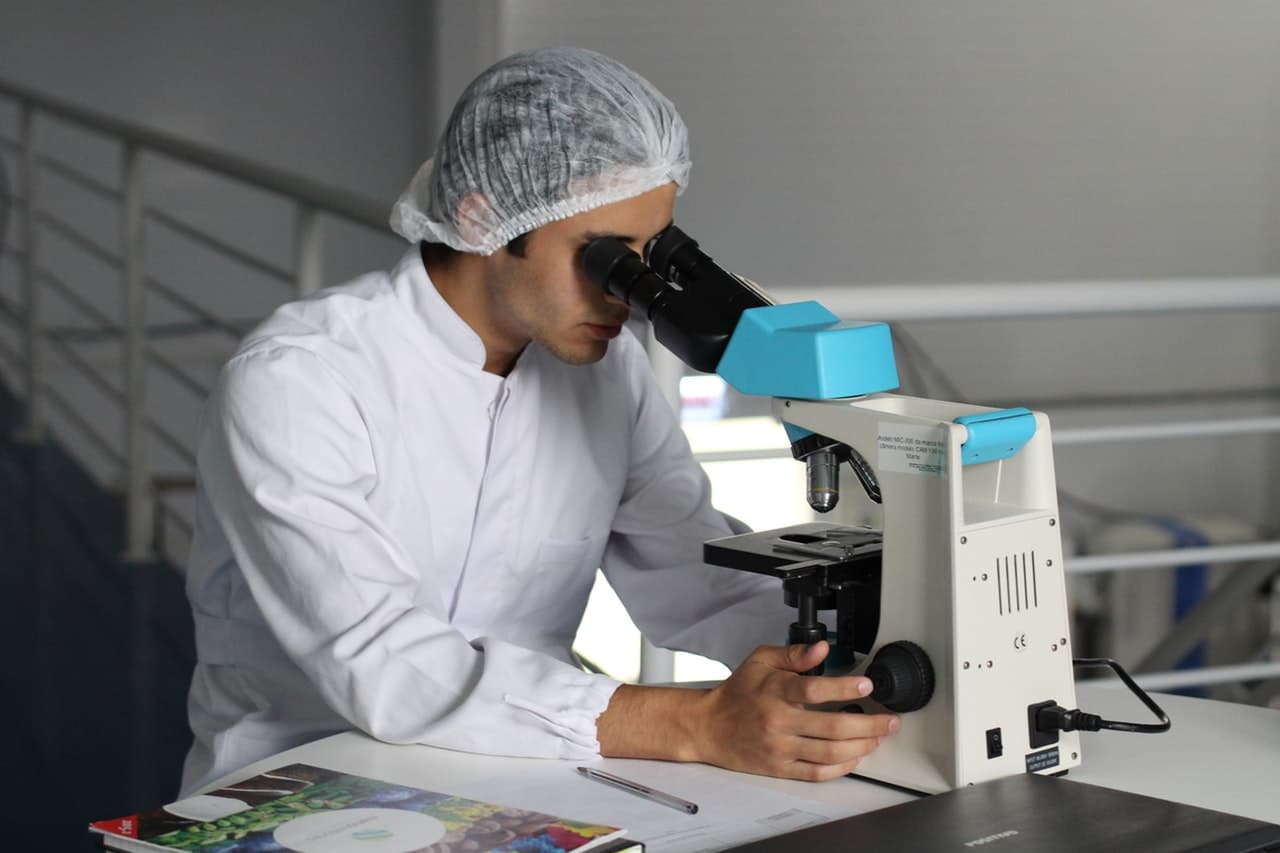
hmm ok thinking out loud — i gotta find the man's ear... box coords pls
[454,192,496,248]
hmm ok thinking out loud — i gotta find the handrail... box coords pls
[37,211,122,269]
[39,379,123,464]
[0,75,374,561]
[146,207,294,284]
[36,154,121,201]
[1053,417,1280,445]
[146,346,212,398]
[0,292,21,325]
[1088,660,1280,692]
[782,277,1280,320]
[46,335,126,405]
[690,415,1280,464]
[0,78,388,230]
[147,417,196,466]
[36,268,117,330]
[0,334,21,367]
[1067,542,1280,574]
[144,275,252,339]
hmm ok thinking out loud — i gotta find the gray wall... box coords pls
[0,0,433,485]
[0,1,1276,536]
[502,0,1280,283]
[496,0,1280,533]
[0,0,431,201]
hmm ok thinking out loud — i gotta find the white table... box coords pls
[210,685,1279,849]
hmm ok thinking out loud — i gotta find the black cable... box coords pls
[1036,657,1172,735]
[889,323,967,401]
[889,329,929,398]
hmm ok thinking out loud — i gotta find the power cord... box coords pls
[1035,657,1171,735]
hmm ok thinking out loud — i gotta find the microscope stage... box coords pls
[704,522,883,579]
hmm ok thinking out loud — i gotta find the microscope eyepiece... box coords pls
[581,237,670,314]
[644,225,699,285]
[645,225,773,312]
[582,228,763,374]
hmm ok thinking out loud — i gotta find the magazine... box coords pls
[90,762,638,852]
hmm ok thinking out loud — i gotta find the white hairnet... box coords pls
[390,47,690,255]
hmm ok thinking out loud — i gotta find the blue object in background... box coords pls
[1150,517,1210,698]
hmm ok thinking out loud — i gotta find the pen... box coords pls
[575,766,700,815]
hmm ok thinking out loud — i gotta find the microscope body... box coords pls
[582,227,1081,794]
[770,393,1081,793]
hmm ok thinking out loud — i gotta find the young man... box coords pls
[180,47,897,796]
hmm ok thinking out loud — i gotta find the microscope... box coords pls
[583,227,1082,794]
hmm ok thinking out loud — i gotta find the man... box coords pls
[180,47,897,797]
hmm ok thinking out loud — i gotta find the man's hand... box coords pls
[596,641,899,781]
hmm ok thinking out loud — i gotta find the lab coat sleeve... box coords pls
[601,348,795,669]
[200,346,620,757]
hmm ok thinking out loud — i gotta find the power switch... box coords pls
[985,727,1003,759]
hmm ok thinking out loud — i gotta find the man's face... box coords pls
[482,182,677,368]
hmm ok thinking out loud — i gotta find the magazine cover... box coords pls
[90,763,628,852]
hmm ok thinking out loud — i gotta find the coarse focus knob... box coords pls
[866,640,935,713]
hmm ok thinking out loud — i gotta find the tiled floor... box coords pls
[0,384,195,851]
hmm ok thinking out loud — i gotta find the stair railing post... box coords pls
[14,101,44,443]
[122,142,153,561]
[295,203,324,296]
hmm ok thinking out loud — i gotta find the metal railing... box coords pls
[0,78,393,560]
[1,77,1276,696]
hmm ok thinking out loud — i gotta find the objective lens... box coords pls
[806,449,840,513]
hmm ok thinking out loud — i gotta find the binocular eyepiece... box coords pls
[584,229,882,514]
[581,225,771,374]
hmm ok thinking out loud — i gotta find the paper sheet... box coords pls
[446,759,860,852]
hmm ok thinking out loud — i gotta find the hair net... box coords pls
[390,47,690,255]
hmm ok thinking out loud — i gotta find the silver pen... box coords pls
[576,766,700,814]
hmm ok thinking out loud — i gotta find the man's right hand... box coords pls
[596,641,900,781]
[690,641,899,781]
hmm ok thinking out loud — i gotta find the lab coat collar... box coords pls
[390,247,490,370]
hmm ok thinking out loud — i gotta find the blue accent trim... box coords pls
[716,302,899,400]
[954,408,1037,465]
[782,422,813,443]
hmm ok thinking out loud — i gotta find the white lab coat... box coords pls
[180,248,791,795]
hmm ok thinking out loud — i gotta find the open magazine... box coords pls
[90,762,639,852]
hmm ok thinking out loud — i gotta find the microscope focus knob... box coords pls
[866,641,935,713]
